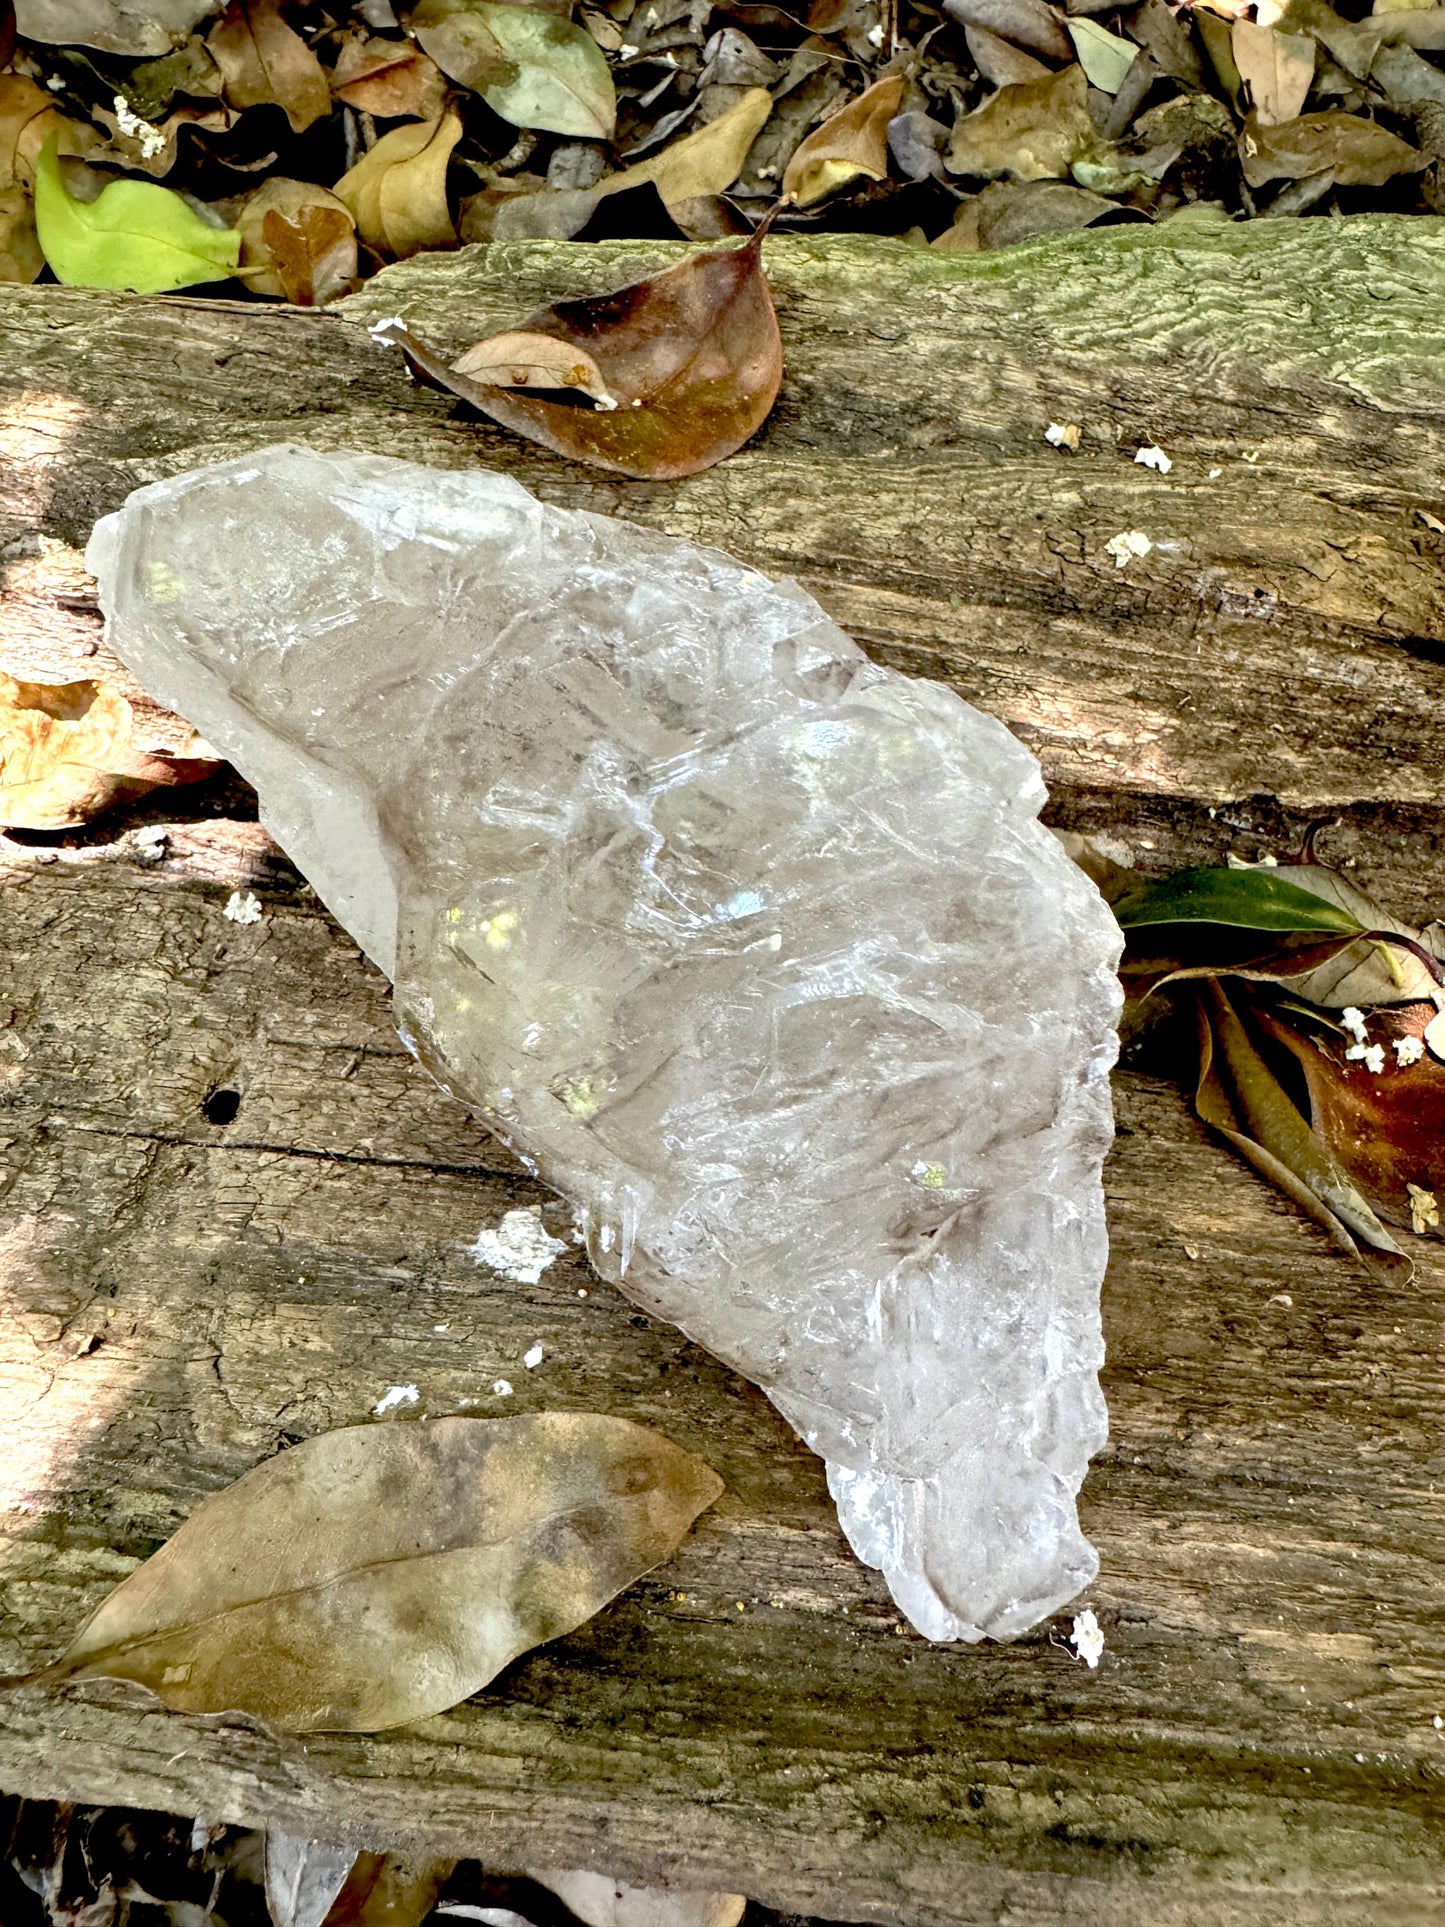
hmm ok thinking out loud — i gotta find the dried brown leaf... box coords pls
[943,0,1073,62]
[963,23,1051,87]
[377,222,782,479]
[781,74,904,208]
[239,177,356,302]
[0,73,99,187]
[208,0,330,133]
[1231,20,1315,125]
[0,182,43,283]
[1254,995,1445,1232]
[0,672,219,830]
[331,33,449,120]
[452,328,614,403]
[946,62,1093,180]
[324,1852,455,1927]
[602,85,772,205]
[334,110,461,258]
[1240,106,1423,184]
[1195,980,1404,1269]
[28,1414,722,1732]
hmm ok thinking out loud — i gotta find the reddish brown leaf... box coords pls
[1254,994,1445,1232]
[208,0,330,133]
[375,221,783,479]
[330,33,449,120]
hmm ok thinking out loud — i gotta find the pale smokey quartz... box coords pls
[86,446,1122,1643]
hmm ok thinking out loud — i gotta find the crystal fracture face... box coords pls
[87,446,1123,1643]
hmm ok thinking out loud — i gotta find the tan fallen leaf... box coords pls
[453,329,614,404]
[0,671,220,830]
[25,1413,722,1732]
[1239,106,1422,184]
[0,72,100,186]
[331,32,449,120]
[946,64,1094,181]
[264,1834,356,1927]
[325,1853,455,1927]
[412,0,616,138]
[529,1871,746,1927]
[1232,19,1315,124]
[602,85,771,205]
[207,0,330,133]
[783,74,905,208]
[334,110,461,259]
[0,182,43,284]
[239,176,356,303]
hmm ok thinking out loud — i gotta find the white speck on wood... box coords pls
[467,1206,568,1284]
[523,1343,545,1369]
[1070,1608,1105,1668]
[223,890,262,924]
[1134,444,1172,474]
[373,1383,419,1415]
[1105,531,1152,568]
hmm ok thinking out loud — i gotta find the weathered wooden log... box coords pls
[1,218,1442,1924]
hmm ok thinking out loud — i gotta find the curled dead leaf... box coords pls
[207,0,330,133]
[334,110,461,259]
[374,219,782,479]
[1195,979,1406,1272]
[782,74,905,208]
[0,672,220,830]
[25,1413,722,1732]
[239,177,356,304]
[602,85,772,206]
[452,329,615,404]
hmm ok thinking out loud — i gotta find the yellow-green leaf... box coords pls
[33,135,239,292]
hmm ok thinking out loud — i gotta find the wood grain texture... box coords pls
[1,220,1443,1923]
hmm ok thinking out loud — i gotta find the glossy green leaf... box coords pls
[1113,865,1364,936]
[33,135,239,292]
[413,0,616,138]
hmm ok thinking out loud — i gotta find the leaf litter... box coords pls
[1084,843,1445,1274]
[7,0,1445,315]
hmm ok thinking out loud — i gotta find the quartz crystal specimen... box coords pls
[86,446,1123,1643]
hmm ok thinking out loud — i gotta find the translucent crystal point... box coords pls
[86,446,1123,1642]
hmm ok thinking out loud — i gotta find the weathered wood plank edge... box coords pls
[5,216,1445,812]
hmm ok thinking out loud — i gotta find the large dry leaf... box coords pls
[13,0,221,56]
[239,176,356,303]
[946,64,1094,181]
[602,86,771,205]
[1240,107,1422,184]
[412,0,617,138]
[334,111,461,258]
[1231,20,1315,124]
[0,672,219,829]
[330,33,449,120]
[207,0,330,133]
[942,0,1072,61]
[1067,17,1137,93]
[782,74,904,207]
[377,222,782,478]
[29,1414,722,1732]
[0,72,99,187]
